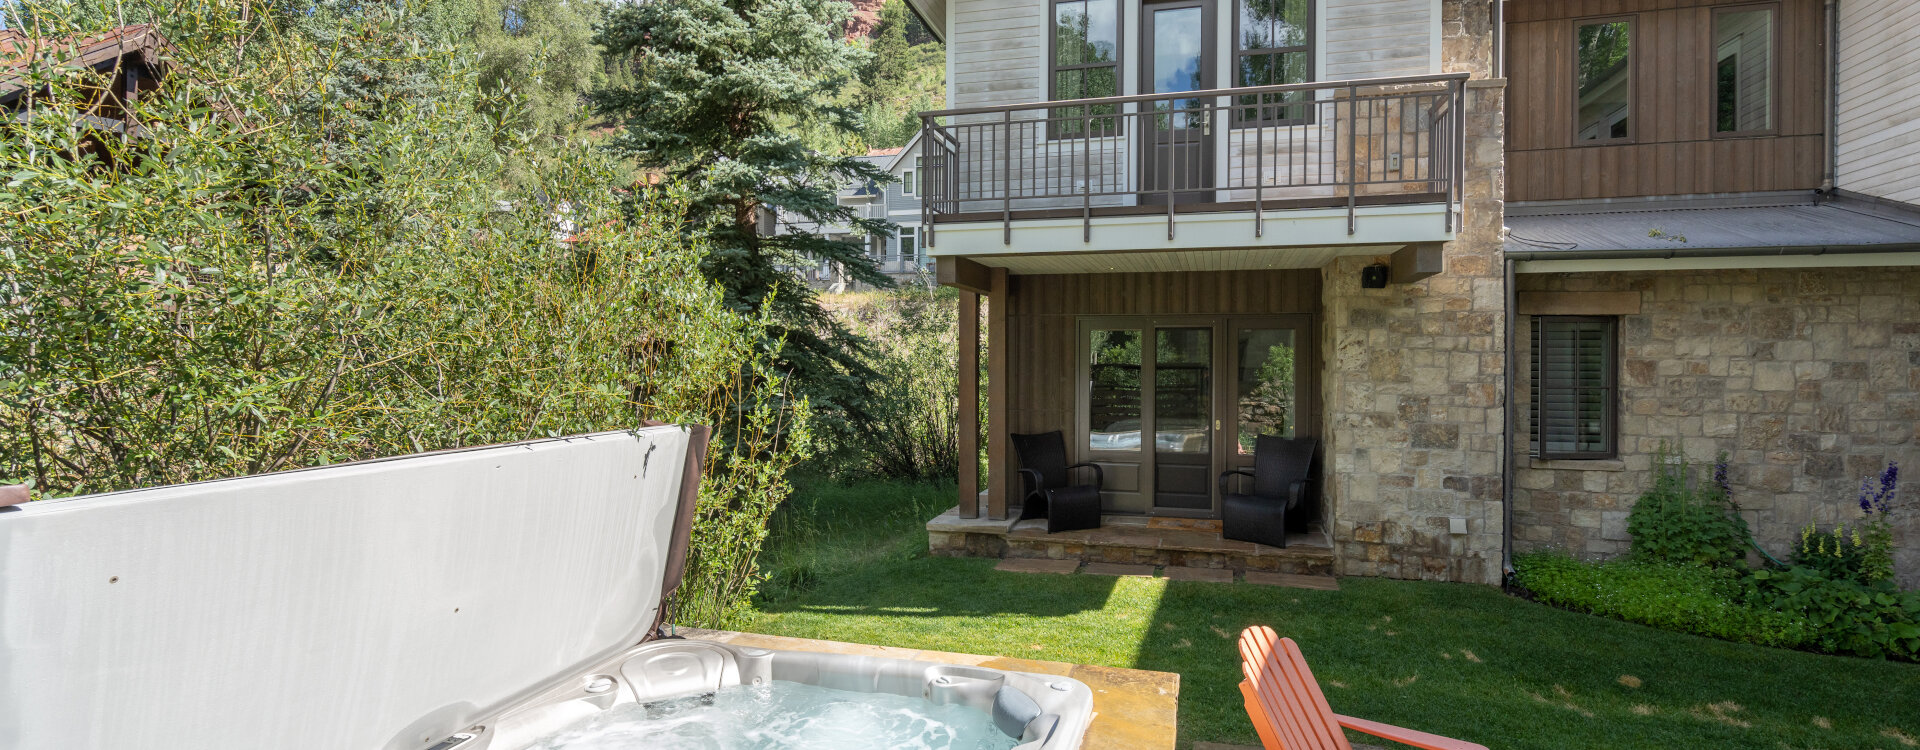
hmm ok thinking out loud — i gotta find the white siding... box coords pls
[1837,0,1920,204]
[1322,0,1432,80]
[950,0,1048,109]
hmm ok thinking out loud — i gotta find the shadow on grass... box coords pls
[754,556,1122,618]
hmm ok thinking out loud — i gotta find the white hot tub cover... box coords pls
[0,426,711,750]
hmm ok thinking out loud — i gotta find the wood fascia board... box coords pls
[937,255,992,294]
[1390,242,1445,284]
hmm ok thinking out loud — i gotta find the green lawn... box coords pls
[745,478,1920,750]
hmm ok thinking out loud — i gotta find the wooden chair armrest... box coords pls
[1334,714,1488,750]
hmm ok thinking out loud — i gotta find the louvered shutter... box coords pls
[1531,317,1617,459]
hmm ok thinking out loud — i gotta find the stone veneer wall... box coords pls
[1514,267,1920,587]
[1316,0,1507,584]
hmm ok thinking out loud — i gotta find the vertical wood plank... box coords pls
[987,267,1012,520]
[957,290,980,518]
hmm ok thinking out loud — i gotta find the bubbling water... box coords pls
[524,681,1022,750]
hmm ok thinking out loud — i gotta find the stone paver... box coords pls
[995,558,1080,574]
[1244,571,1340,590]
[1163,566,1234,583]
[1082,562,1157,577]
[684,628,1179,750]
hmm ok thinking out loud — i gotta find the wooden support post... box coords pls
[957,290,980,518]
[987,267,1011,521]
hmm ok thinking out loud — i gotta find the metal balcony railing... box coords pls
[917,73,1469,246]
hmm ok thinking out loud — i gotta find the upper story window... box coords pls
[1575,18,1632,142]
[1050,0,1120,136]
[1714,6,1775,135]
[1234,0,1313,126]
[902,167,916,195]
[1530,316,1618,460]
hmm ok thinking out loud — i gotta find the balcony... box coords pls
[917,74,1468,265]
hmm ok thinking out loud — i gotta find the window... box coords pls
[1087,328,1144,452]
[1575,19,1632,142]
[900,231,917,260]
[1531,317,1618,459]
[1050,0,1120,137]
[1233,0,1313,126]
[902,169,916,195]
[1714,6,1774,134]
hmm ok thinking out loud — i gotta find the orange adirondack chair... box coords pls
[1237,625,1488,750]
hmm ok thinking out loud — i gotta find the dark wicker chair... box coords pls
[1219,435,1317,548]
[1010,431,1104,533]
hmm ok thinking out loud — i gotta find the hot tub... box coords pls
[465,639,1091,750]
[0,428,1091,750]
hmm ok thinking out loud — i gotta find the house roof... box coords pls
[899,0,946,42]
[1504,193,1920,260]
[882,129,924,172]
[1,24,172,103]
[866,146,903,157]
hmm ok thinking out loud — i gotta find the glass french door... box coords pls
[1079,316,1311,518]
[1139,0,1217,205]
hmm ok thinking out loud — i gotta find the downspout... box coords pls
[1822,0,1839,194]
[1501,248,1517,581]
[1492,0,1505,79]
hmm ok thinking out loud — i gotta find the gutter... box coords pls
[1504,242,1920,263]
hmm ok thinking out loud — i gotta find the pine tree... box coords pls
[594,0,894,437]
[471,0,608,142]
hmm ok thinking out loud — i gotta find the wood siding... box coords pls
[1837,0,1920,204]
[951,0,1047,109]
[1324,0,1434,80]
[1002,269,1321,457]
[1505,0,1827,201]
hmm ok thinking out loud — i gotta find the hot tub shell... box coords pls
[0,427,1091,750]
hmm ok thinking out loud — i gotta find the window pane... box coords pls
[903,170,915,194]
[1089,329,1143,452]
[1055,0,1117,67]
[1533,318,1614,456]
[900,234,916,259]
[1715,9,1773,132]
[1236,329,1297,454]
[1576,21,1631,141]
[1154,328,1211,455]
[1239,0,1308,51]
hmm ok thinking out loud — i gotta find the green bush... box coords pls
[1514,553,1809,648]
[819,283,961,480]
[0,1,807,630]
[1754,565,1920,661]
[1626,448,1751,567]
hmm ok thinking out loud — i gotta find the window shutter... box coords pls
[1531,317,1616,458]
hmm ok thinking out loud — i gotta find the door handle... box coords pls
[1214,419,1222,431]
[1202,110,1212,136]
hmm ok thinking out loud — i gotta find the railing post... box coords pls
[1254,96,1264,238]
[1347,84,1358,236]
[1083,109,1092,243]
[1002,110,1012,246]
[922,116,934,248]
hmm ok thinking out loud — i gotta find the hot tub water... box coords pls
[525,681,1021,750]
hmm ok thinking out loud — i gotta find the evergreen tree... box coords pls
[863,0,910,105]
[471,0,607,142]
[594,0,893,438]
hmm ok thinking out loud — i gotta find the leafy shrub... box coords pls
[0,1,808,630]
[1514,553,1810,648]
[1626,448,1751,567]
[1753,565,1920,661]
[819,283,961,480]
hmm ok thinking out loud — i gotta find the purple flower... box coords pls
[1860,462,1899,516]
[1713,457,1731,499]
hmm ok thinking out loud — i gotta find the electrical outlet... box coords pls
[1388,152,1403,171]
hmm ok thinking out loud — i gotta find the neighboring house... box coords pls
[906,0,1920,586]
[770,143,933,291]
[2,25,175,162]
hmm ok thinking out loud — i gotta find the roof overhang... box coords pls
[901,0,946,43]
[1504,192,1920,272]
